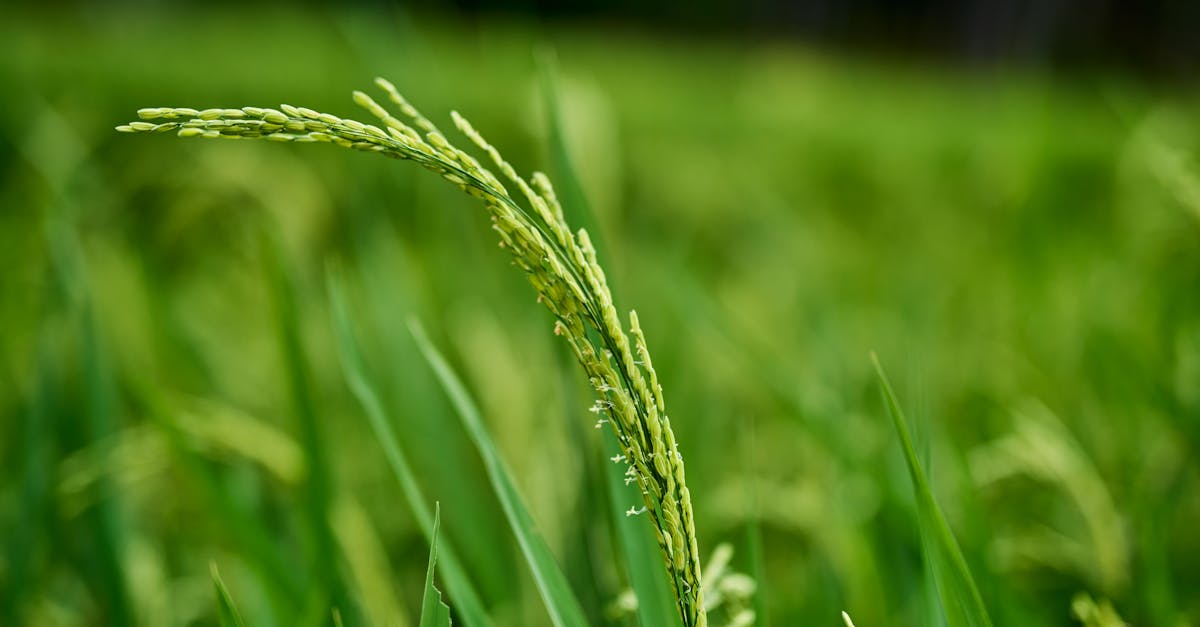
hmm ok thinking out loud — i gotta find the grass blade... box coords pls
[211,562,248,627]
[420,504,453,627]
[744,512,768,627]
[261,232,344,625]
[330,495,411,627]
[50,217,134,626]
[535,50,606,255]
[870,353,993,627]
[1,336,55,625]
[325,269,491,627]
[80,305,134,626]
[539,52,679,625]
[743,414,769,627]
[409,319,590,627]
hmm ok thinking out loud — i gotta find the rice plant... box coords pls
[120,78,710,627]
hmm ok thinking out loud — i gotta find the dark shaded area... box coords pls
[432,0,1200,77]
[21,0,1200,77]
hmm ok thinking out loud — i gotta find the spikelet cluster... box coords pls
[119,78,708,627]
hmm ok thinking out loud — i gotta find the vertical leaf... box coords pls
[420,504,453,627]
[744,510,768,627]
[80,304,134,626]
[211,563,248,627]
[409,319,589,627]
[48,216,134,625]
[535,50,606,254]
[539,52,679,626]
[262,232,343,625]
[326,269,491,627]
[871,353,993,627]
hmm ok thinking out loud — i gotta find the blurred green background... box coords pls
[2,3,1199,626]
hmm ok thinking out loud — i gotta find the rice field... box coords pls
[1,5,1198,626]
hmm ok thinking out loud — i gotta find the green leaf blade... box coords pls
[420,505,454,627]
[538,53,679,627]
[409,319,589,627]
[211,563,248,627]
[326,270,491,627]
[262,232,343,624]
[871,353,994,627]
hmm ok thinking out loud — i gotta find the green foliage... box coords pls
[2,7,1199,627]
